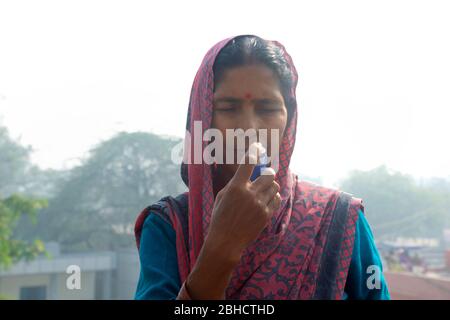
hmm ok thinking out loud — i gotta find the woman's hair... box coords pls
[213,35,296,122]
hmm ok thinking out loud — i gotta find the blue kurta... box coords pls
[135,209,390,300]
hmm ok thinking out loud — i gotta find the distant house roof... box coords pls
[0,251,117,277]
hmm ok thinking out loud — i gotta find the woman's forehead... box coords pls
[213,65,283,98]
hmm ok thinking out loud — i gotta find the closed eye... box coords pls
[214,98,241,112]
[215,104,238,112]
[214,101,240,112]
[256,99,282,109]
[256,102,283,114]
[258,107,281,112]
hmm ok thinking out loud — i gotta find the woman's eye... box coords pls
[257,101,282,113]
[216,105,237,112]
[259,108,279,113]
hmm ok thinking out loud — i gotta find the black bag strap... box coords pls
[313,191,352,299]
[148,193,189,251]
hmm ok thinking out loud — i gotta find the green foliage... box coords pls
[0,126,31,197]
[339,165,450,241]
[0,125,48,269]
[19,131,186,252]
[0,194,47,269]
[0,125,66,199]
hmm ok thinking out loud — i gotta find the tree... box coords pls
[0,194,47,269]
[0,125,48,269]
[339,165,450,241]
[22,131,186,252]
[0,125,66,199]
[0,126,31,197]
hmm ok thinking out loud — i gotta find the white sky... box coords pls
[0,0,449,185]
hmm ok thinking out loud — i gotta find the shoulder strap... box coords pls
[134,192,189,251]
[166,193,189,245]
[312,191,352,299]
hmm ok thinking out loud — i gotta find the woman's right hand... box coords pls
[205,152,282,264]
[182,148,282,300]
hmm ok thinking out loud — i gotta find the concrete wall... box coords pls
[0,274,50,299]
[0,271,96,300]
[0,246,140,300]
[115,248,140,299]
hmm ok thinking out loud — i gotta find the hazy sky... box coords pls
[0,0,449,185]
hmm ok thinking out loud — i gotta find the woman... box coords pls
[134,35,390,300]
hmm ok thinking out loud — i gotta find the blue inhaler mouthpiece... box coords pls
[250,148,269,182]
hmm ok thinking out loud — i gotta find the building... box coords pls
[0,243,140,300]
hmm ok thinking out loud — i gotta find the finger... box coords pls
[251,167,276,191]
[260,182,280,205]
[267,192,282,212]
[231,153,257,184]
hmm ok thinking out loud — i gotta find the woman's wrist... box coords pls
[203,230,244,266]
[184,234,242,300]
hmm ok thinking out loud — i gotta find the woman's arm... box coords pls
[135,213,181,300]
[135,213,241,300]
[180,232,242,300]
[181,155,281,299]
[343,209,390,300]
[137,208,390,300]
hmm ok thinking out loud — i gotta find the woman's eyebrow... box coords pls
[254,98,280,104]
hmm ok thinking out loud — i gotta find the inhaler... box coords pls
[250,144,269,182]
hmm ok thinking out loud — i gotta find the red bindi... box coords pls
[244,93,252,100]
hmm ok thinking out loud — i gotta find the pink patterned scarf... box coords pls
[135,35,363,299]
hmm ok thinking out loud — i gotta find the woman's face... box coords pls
[212,64,288,181]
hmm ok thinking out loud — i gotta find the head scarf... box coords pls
[136,35,363,299]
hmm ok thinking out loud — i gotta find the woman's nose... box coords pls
[237,105,261,132]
